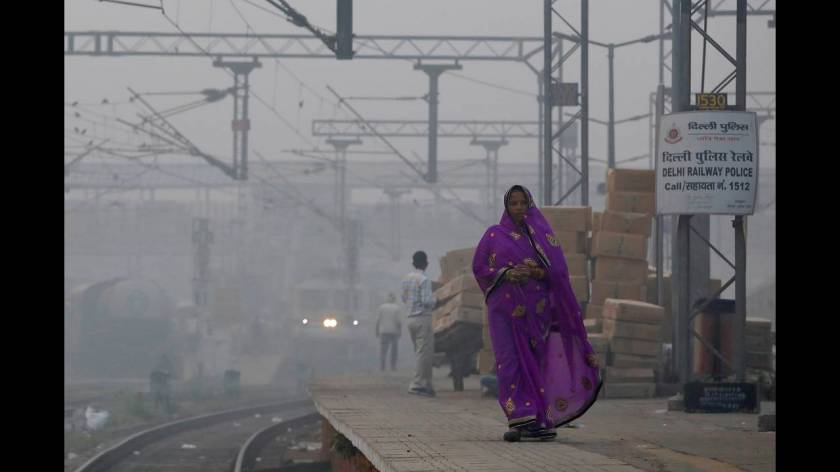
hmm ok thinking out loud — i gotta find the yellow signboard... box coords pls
[695,93,728,110]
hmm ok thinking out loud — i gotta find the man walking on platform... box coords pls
[401,251,437,397]
[376,293,403,371]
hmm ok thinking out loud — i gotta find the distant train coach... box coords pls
[68,278,177,379]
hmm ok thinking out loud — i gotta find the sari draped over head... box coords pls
[472,185,601,430]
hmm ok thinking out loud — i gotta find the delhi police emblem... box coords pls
[665,124,683,144]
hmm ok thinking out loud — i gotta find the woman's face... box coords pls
[506,190,528,224]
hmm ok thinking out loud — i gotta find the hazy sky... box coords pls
[65,1,775,177]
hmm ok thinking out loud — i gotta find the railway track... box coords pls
[73,398,320,472]
[232,412,323,472]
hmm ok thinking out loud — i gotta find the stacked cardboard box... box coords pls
[601,299,664,398]
[605,169,657,214]
[588,333,610,362]
[746,318,774,372]
[434,272,479,301]
[432,293,485,333]
[434,252,494,375]
[439,247,476,283]
[432,273,484,332]
[542,206,593,234]
[588,170,656,331]
[541,206,592,309]
[589,253,650,327]
[586,333,610,399]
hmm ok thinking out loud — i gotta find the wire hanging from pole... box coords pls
[230,0,254,35]
[342,95,427,102]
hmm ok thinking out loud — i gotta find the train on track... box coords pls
[67,277,179,379]
[282,280,382,377]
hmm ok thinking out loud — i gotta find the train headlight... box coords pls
[302,318,309,325]
[323,318,337,328]
[353,320,359,326]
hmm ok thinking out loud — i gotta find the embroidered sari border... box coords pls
[507,415,537,428]
[552,380,604,428]
[484,266,511,300]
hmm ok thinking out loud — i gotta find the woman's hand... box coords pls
[523,260,545,279]
[506,266,530,284]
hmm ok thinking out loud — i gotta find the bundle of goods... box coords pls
[588,169,656,333]
[600,299,664,398]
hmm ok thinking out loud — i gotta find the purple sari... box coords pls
[472,186,601,430]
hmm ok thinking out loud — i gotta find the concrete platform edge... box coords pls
[309,391,393,472]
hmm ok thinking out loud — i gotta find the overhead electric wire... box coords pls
[160,9,319,149]
[229,0,256,34]
[253,151,402,255]
[327,85,486,225]
[235,0,353,123]
[79,146,241,196]
[253,150,339,225]
[65,112,146,140]
[65,99,132,106]
[65,139,110,175]
[69,159,157,211]
[66,102,154,148]
[440,159,485,173]
[242,0,286,18]
[326,86,426,177]
[343,95,427,102]
[264,0,336,52]
[98,0,162,10]
[355,36,538,100]
[135,90,207,96]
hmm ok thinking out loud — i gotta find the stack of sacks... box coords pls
[540,206,592,313]
[601,299,664,398]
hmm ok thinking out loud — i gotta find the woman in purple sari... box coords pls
[472,185,601,442]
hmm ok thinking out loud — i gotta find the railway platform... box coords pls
[309,369,775,472]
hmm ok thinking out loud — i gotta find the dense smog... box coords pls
[65,1,775,470]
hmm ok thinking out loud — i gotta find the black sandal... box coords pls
[522,428,557,441]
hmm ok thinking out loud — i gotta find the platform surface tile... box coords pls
[309,372,644,472]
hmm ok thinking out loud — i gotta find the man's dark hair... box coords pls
[412,251,428,269]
